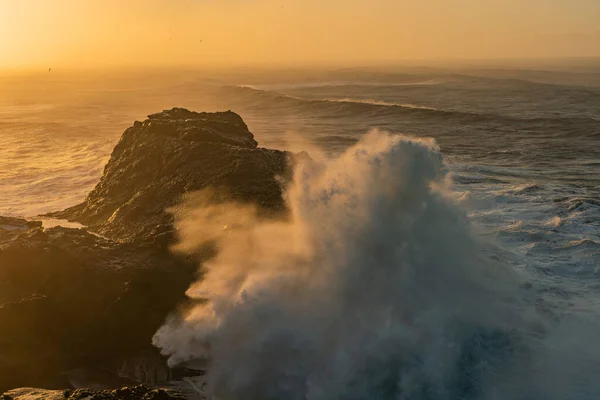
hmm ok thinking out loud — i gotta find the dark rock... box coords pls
[3,385,188,400]
[0,221,195,391]
[141,389,186,400]
[0,109,294,392]
[50,108,291,243]
[111,385,151,399]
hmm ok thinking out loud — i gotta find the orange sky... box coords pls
[1,0,599,68]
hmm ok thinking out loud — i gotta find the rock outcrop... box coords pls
[51,108,290,243]
[5,385,191,400]
[0,109,293,393]
[0,216,194,391]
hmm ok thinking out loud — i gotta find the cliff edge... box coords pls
[52,108,290,243]
[1,108,292,393]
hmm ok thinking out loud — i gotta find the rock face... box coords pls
[0,216,194,391]
[52,108,290,243]
[0,109,292,393]
[5,385,192,400]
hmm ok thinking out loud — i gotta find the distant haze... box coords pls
[1,0,600,69]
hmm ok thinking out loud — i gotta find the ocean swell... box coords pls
[227,85,600,130]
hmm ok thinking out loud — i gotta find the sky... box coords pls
[1,0,599,69]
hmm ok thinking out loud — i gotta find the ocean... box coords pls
[2,65,600,397]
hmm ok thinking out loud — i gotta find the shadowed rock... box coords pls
[0,217,195,391]
[1,109,294,393]
[5,385,192,400]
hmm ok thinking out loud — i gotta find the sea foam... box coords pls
[154,130,600,400]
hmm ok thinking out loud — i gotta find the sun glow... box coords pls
[1,0,599,69]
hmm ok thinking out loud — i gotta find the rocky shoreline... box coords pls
[4,384,191,400]
[1,108,295,397]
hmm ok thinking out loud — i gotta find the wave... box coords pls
[237,79,443,91]
[154,131,600,399]
[236,69,600,93]
[228,85,600,131]
[563,239,600,252]
[323,97,442,111]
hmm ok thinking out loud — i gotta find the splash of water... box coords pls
[153,131,600,400]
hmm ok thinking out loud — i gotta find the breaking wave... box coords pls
[324,98,441,111]
[237,80,442,91]
[154,131,600,399]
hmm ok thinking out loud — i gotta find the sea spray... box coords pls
[153,130,599,399]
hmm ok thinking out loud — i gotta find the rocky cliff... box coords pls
[0,216,194,391]
[51,108,290,243]
[0,109,293,394]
